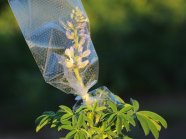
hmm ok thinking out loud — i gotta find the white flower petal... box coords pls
[81,50,91,58]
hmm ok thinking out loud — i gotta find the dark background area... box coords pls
[0,0,186,138]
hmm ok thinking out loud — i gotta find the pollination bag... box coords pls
[9,0,118,104]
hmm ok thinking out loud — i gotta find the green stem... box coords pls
[73,28,91,104]
[74,68,84,88]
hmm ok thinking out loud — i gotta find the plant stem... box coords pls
[74,68,84,88]
[74,67,92,104]
[73,28,92,104]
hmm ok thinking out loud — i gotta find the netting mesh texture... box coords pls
[9,0,99,97]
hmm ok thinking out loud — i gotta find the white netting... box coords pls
[9,0,99,100]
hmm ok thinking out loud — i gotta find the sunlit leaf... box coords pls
[108,101,117,112]
[60,125,73,130]
[140,111,167,128]
[136,113,150,136]
[65,130,77,139]
[60,113,72,122]
[36,116,49,132]
[77,114,84,127]
[116,115,122,134]
[120,104,133,113]
[130,99,139,111]
[59,105,73,114]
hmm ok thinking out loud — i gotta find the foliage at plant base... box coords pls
[36,94,167,139]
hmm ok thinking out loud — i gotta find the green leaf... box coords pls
[108,101,117,112]
[136,113,150,136]
[81,129,90,137]
[107,135,113,139]
[107,131,117,137]
[95,106,106,112]
[77,114,84,128]
[120,114,130,131]
[60,125,73,130]
[146,117,159,139]
[76,106,87,113]
[116,115,122,134]
[150,119,161,131]
[137,112,159,139]
[93,102,98,112]
[86,112,94,127]
[107,113,116,124]
[50,124,56,128]
[59,105,73,114]
[72,115,78,127]
[61,119,71,125]
[140,111,167,128]
[101,113,110,120]
[74,132,80,139]
[36,116,49,132]
[35,115,47,124]
[120,104,133,113]
[124,136,133,139]
[79,130,87,139]
[130,99,139,111]
[123,114,136,127]
[65,130,77,139]
[60,113,72,122]
[79,132,86,139]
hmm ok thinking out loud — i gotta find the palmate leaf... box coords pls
[36,96,167,139]
[136,111,167,139]
[140,111,167,128]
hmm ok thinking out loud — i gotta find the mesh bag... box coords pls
[9,0,99,100]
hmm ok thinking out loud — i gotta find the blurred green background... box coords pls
[0,0,186,138]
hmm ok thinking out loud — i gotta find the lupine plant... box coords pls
[36,91,167,139]
[35,7,167,139]
[8,1,167,139]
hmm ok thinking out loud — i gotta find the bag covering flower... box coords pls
[9,0,117,104]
